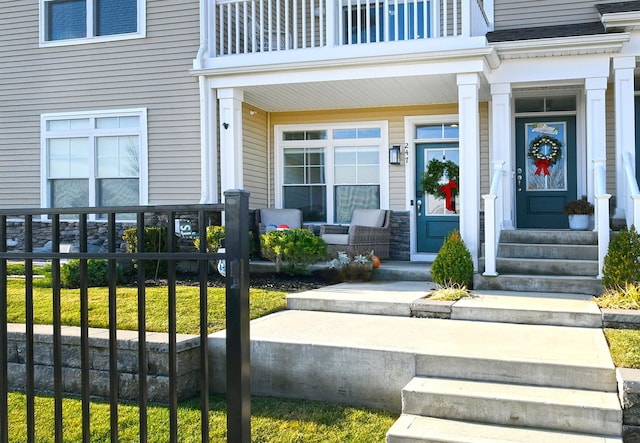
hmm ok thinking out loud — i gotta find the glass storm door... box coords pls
[416,143,459,252]
[515,117,577,228]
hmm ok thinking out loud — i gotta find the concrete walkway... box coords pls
[208,281,622,441]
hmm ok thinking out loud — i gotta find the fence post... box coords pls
[224,189,251,443]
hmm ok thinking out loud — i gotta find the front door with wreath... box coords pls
[416,142,460,252]
[515,117,577,228]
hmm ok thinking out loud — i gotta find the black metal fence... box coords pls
[0,190,251,442]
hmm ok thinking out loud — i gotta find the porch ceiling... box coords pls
[241,74,480,112]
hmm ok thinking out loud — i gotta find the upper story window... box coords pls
[41,109,148,220]
[41,0,145,46]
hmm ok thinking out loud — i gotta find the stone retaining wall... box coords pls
[6,324,200,403]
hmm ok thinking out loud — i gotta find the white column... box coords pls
[614,56,636,224]
[457,73,480,270]
[199,79,218,203]
[585,77,607,202]
[217,88,244,200]
[490,82,513,230]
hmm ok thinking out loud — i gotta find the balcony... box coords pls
[209,0,491,58]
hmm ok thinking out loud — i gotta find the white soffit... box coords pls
[242,74,466,112]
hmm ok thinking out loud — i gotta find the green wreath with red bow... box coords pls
[421,159,459,211]
[528,135,562,176]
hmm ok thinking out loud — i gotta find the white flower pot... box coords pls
[568,214,590,231]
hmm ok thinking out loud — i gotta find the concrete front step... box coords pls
[498,243,598,260]
[500,229,598,245]
[386,414,623,443]
[401,377,621,436]
[209,311,617,413]
[496,257,599,276]
[473,273,604,295]
[451,290,602,327]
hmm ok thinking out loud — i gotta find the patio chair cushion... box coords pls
[259,208,303,230]
[321,233,349,245]
[348,209,386,233]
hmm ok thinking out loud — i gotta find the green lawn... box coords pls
[7,392,396,442]
[5,279,286,335]
[3,275,396,440]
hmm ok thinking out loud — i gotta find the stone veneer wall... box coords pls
[6,324,200,403]
[389,211,410,261]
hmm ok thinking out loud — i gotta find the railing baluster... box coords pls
[168,212,178,443]
[310,0,315,47]
[0,214,7,443]
[52,214,63,443]
[25,216,34,443]
[136,211,148,442]
[79,213,90,443]
[198,210,210,442]
[108,212,118,442]
[235,1,240,54]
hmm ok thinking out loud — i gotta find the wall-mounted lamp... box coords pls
[222,122,229,130]
[389,145,401,165]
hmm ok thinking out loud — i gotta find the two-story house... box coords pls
[3,0,640,277]
[189,0,640,276]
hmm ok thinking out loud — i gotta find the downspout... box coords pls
[196,0,212,203]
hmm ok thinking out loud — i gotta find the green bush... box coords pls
[430,230,474,288]
[193,225,255,256]
[193,225,226,252]
[261,228,327,275]
[122,226,169,278]
[60,259,123,289]
[602,225,640,290]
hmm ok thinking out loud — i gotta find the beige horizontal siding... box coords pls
[493,0,619,31]
[268,102,491,214]
[243,106,270,208]
[0,0,202,208]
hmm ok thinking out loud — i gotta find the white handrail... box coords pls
[482,161,505,277]
[593,159,610,279]
[624,151,640,229]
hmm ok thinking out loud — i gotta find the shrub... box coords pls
[122,226,169,278]
[60,259,123,288]
[261,228,327,275]
[193,225,226,252]
[193,225,255,256]
[430,229,474,288]
[602,225,640,290]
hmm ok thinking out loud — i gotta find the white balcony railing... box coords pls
[211,0,490,57]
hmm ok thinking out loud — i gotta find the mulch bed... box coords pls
[142,271,331,293]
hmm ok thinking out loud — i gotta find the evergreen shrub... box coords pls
[430,229,474,288]
[602,225,640,290]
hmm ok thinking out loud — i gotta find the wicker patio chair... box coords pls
[257,208,304,235]
[320,209,391,259]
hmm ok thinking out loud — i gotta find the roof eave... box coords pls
[490,32,630,59]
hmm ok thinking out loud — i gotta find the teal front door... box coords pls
[416,143,459,252]
[515,117,577,228]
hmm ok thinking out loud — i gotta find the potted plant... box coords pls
[563,199,594,230]
[327,251,375,282]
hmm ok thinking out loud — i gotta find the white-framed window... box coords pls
[40,0,146,46]
[276,123,389,224]
[41,109,148,219]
